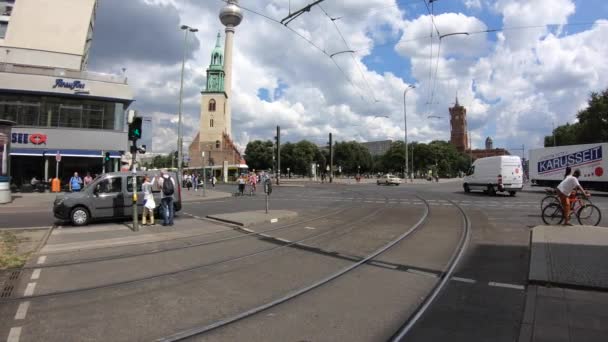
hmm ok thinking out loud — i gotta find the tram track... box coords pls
[0,200,391,303]
[156,194,432,342]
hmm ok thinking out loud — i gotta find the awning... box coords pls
[10,148,122,158]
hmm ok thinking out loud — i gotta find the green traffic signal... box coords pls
[129,117,143,141]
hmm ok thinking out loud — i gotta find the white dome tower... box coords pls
[219,0,242,138]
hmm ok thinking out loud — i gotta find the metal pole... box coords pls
[131,140,138,231]
[403,85,414,180]
[276,125,281,185]
[55,160,58,179]
[411,144,414,182]
[265,191,269,214]
[329,132,333,183]
[177,29,189,184]
[553,122,556,147]
[202,154,206,197]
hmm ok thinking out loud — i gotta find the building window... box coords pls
[0,21,8,39]
[208,99,216,112]
[210,119,214,127]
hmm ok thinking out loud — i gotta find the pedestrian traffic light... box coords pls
[104,152,111,162]
[104,152,112,173]
[128,117,143,141]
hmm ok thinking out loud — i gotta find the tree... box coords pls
[334,141,372,174]
[544,123,578,147]
[244,140,273,171]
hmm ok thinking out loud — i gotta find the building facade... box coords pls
[0,0,134,187]
[449,97,468,153]
[361,140,393,156]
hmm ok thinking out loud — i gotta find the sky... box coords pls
[87,0,608,158]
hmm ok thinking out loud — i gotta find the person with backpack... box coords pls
[155,169,176,226]
[69,172,83,192]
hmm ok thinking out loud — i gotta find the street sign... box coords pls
[55,152,61,162]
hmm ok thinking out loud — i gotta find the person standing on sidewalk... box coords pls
[155,170,176,226]
[142,175,155,226]
[83,172,93,187]
[211,175,216,188]
[69,172,83,192]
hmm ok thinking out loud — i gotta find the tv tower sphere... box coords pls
[220,0,243,27]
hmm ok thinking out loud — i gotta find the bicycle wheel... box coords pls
[540,195,559,211]
[542,203,564,225]
[577,204,602,226]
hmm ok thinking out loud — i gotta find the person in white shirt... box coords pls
[556,169,588,225]
[141,175,155,225]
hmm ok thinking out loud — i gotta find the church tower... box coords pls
[449,97,468,153]
[199,33,227,144]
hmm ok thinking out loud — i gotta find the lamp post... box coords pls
[404,84,415,180]
[177,25,198,183]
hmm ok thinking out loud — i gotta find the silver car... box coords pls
[53,171,182,226]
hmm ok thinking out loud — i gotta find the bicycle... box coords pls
[541,191,602,226]
[540,187,592,211]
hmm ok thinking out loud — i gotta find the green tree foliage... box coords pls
[334,141,373,174]
[279,141,325,176]
[244,140,274,171]
[381,140,470,177]
[545,89,608,146]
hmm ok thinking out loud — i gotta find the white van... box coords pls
[463,156,523,196]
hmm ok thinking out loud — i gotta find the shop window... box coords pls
[208,99,216,112]
[96,177,122,194]
[18,103,40,126]
[83,103,104,129]
[58,104,83,128]
[126,176,145,192]
[0,101,18,122]
[0,21,7,39]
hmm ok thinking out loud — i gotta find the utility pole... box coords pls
[329,132,333,183]
[553,122,556,147]
[276,125,281,185]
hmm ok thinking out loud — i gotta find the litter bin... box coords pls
[0,119,15,204]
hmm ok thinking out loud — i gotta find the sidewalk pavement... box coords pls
[41,217,234,254]
[519,225,608,342]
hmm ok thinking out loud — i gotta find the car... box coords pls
[463,156,523,196]
[53,171,182,226]
[377,174,402,186]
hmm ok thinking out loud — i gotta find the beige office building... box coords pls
[0,0,134,188]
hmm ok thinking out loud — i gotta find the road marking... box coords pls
[407,269,438,278]
[7,327,22,342]
[30,269,41,280]
[488,281,525,290]
[276,238,291,243]
[24,282,37,297]
[270,218,278,223]
[14,302,30,320]
[36,256,46,264]
[451,276,476,284]
[241,228,254,233]
[304,226,316,230]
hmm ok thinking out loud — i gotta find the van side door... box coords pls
[126,175,146,215]
[92,176,124,218]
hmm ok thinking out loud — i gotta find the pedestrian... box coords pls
[142,175,155,226]
[83,172,93,187]
[155,169,176,226]
[211,175,216,188]
[193,173,198,192]
[249,171,257,195]
[69,172,83,192]
[556,169,589,226]
[237,174,245,196]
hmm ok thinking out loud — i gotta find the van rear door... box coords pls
[502,160,523,188]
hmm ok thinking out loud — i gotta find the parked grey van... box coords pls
[53,171,182,226]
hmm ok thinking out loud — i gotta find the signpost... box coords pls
[264,178,272,214]
[55,152,61,179]
[201,151,206,197]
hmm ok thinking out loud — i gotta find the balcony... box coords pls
[0,63,128,84]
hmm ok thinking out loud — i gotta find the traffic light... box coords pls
[128,117,143,141]
[104,152,111,162]
[104,152,112,173]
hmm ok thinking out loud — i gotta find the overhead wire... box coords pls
[318,4,378,102]
[217,0,369,103]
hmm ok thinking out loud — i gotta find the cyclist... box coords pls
[556,169,589,226]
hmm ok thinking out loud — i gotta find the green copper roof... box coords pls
[205,32,225,92]
[209,32,224,69]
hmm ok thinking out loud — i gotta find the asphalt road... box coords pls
[1,181,608,341]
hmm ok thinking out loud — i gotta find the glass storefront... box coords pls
[0,94,125,131]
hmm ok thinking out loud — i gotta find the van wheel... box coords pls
[509,191,516,197]
[464,184,470,193]
[70,206,90,226]
[487,185,496,196]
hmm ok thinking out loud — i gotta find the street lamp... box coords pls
[177,24,198,181]
[404,84,415,180]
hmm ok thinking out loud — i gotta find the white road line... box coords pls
[276,238,291,243]
[30,269,41,280]
[36,256,47,265]
[270,218,278,223]
[304,226,316,230]
[407,269,439,278]
[7,327,22,342]
[488,281,525,290]
[241,228,254,233]
[451,276,476,284]
[14,302,30,320]
[24,282,37,297]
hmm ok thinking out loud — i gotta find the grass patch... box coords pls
[0,231,31,269]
